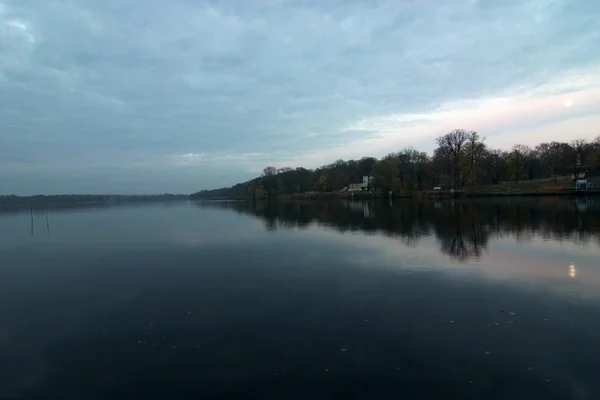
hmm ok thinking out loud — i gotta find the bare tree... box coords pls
[508,144,530,183]
[435,129,470,188]
[463,131,486,186]
[537,142,567,183]
[435,130,485,187]
[571,139,587,179]
[481,149,508,184]
[588,136,600,174]
[262,166,277,176]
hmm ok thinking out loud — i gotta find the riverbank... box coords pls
[279,191,382,200]
[194,190,600,201]
[191,181,600,201]
[280,189,591,200]
[461,181,600,197]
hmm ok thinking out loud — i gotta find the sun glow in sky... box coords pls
[1,0,600,194]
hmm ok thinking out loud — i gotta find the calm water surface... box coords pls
[1,198,599,399]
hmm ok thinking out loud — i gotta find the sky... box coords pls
[1,0,599,195]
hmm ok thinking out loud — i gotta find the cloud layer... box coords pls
[1,0,599,194]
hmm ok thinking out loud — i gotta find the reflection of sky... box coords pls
[300,224,600,303]
[2,202,599,305]
[0,203,267,250]
[3,202,600,397]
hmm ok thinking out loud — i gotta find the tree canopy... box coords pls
[191,131,600,199]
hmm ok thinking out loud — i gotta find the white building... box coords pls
[344,176,375,192]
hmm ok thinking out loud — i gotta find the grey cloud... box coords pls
[0,0,599,194]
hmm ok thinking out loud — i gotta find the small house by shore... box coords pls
[575,176,600,193]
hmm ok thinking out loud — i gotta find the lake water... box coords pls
[1,198,599,399]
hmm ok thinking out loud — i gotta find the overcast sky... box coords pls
[1,0,599,194]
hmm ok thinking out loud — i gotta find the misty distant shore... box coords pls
[0,194,189,209]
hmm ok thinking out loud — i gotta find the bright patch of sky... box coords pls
[1,0,599,194]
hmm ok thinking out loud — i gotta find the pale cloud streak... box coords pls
[0,0,599,194]
[280,65,600,169]
[349,66,600,146]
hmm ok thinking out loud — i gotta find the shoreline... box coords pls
[0,195,189,209]
[193,189,600,201]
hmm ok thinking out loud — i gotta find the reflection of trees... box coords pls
[432,203,490,261]
[194,197,600,262]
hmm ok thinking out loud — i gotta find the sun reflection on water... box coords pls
[569,263,577,278]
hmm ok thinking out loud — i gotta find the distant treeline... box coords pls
[0,194,188,208]
[197,197,600,261]
[191,130,600,199]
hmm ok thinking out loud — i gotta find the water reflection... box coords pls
[2,200,600,398]
[569,263,577,279]
[196,198,600,262]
